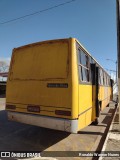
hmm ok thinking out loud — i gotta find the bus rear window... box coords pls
[10,41,69,80]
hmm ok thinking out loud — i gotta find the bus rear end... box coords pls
[6,38,78,133]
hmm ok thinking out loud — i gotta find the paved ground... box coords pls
[100,106,120,160]
[0,96,117,160]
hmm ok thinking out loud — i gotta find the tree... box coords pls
[0,61,9,72]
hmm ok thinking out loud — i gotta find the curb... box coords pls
[98,104,119,160]
[85,101,117,160]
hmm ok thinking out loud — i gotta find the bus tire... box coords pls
[92,117,99,125]
[106,103,109,107]
[92,103,100,125]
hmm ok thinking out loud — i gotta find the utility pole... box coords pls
[116,0,120,130]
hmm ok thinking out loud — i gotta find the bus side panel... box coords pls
[91,85,96,121]
[78,85,92,130]
[71,38,79,120]
[100,86,111,111]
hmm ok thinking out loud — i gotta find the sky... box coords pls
[0,0,117,76]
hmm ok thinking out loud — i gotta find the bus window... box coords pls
[80,50,88,66]
[104,73,107,85]
[81,67,89,82]
[99,69,103,85]
[79,50,90,82]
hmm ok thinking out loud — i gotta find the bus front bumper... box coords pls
[7,111,78,133]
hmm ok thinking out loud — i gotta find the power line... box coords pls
[0,0,77,25]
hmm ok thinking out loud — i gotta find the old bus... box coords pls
[6,38,113,133]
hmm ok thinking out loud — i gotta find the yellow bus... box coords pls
[6,38,113,133]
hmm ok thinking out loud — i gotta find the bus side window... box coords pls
[106,75,108,85]
[81,51,87,66]
[99,69,103,85]
[104,73,106,86]
[78,49,90,83]
[103,71,105,85]
[78,49,81,64]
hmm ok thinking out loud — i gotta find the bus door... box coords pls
[91,63,100,123]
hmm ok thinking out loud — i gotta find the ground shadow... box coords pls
[110,129,120,133]
[0,94,6,98]
[114,113,119,122]
[92,105,117,160]
[101,108,115,125]
[100,113,112,116]
[78,131,103,136]
[0,110,70,153]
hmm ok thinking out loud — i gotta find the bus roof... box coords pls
[13,37,110,77]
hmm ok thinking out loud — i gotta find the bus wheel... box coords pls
[106,103,109,107]
[92,117,99,125]
[93,103,100,125]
